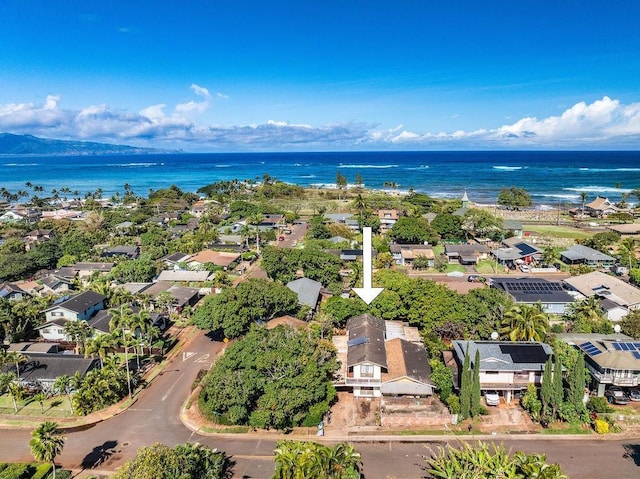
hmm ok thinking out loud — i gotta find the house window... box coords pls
[360,364,374,378]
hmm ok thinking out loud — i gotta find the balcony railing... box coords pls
[595,373,639,387]
[344,377,382,386]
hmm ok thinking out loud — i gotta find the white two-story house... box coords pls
[38,291,106,341]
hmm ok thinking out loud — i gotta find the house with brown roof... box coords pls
[186,250,241,270]
[584,196,619,217]
[377,209,400,233]
[333,314,432,398]
[444,243,490,264]
[390,244,435,267]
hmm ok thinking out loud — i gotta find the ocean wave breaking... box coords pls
[492,166,523,171]
[338,164,399,169]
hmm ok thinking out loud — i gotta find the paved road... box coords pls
[1,330,638,478]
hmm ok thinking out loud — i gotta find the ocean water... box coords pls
[2,151,640,206]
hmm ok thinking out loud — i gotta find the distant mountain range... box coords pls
[0,133,169,155]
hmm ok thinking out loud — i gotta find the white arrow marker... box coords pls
[353,227,384,304]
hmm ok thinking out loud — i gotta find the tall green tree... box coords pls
[540,359,553,422]
[273,441,362,479]
[460,344,472,420]
[471,349,481,416]
[29,422,65,479]
[568,353,586,413]
[552,353,564,420]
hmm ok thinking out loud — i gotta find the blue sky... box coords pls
[2,0,640,151]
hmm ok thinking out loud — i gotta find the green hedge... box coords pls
[30,464,52,479]
[0,463,34,479]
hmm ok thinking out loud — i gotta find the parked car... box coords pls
[519,264,530,273]
[629,389,640,402]
[278,236,285,241]
[467,275,486,283]
[484,391,500,406]
[605,387,630,405]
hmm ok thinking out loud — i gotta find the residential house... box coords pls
[494,238,541,268]
[557,332,640,396]
[0,208,39,224]
[560,245,616,268]
[1,353,99,391]
[286,277,322,310]
[161,252,191,270]
[43,291,106,323]
[23,229,54,250]
[187,250,241,270]
[334,314,432,398]
[141,283,201,311]
[0,282,30,301]
[73,262,115,279]
[451,340,554,404]
[444,243,490,265]
[503,219,524,239]
[563,271,640,321]
[381,338,434,397]
[39,275,73,295]
[490,278,575,314]
[377,209,400,233]
[607,223,640,237]
[156,270,211,283]
[38,291,107,341]
[258,214,285,230]
[584,196,619,217]
[101,245,140,259]
[324,213,360,232]
[40,209,83,221]
[390,244,435,267]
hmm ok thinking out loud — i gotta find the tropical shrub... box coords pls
[586,397,613,414]
[425,442,568,479]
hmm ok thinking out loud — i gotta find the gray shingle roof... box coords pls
[453,340,553,372]
[346,314,387,368]
[45,291,106,314]
[286,277,322,308]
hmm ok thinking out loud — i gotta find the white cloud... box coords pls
[2,93,640,150]
[216,92,229,99]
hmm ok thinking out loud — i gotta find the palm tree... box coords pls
[580,191,588,218]
[85,334,118,368]
[64,320,92,354]
[7,380,23,413]
[6,351,28,382]
[33,391,48,414]
[108,305,134,399]
[29,421,66,479]
[0,372,15,395]
[500,303,548,342]
[52,375,74,415]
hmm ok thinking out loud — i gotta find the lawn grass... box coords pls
[444,264,466,273]
[0,394,73,418]
[524,224,592,240]
[475,260,498,274]
[541,423,593,435]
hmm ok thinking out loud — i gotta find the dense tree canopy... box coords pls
[199,326,338,431]
[497,186,532,209]
[261,246,343,286]
[389,217,438,244]
[431,213,464,241]
[273,441,362,479]
[191,278,299,338]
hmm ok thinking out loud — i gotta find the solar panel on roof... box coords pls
[634,343,640,349]
[633,351,640,360]
[499,344,549,363]
[613,343,623,350]
[347,336,369,347]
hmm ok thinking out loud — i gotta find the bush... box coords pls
[0,463,33,479]
[587,397,613,413]
[446,394,461,414]
[31,464,53,479]
[520,384,542,421]
[594,418,609,434]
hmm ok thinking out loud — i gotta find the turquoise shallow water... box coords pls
[2,150,640,205]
